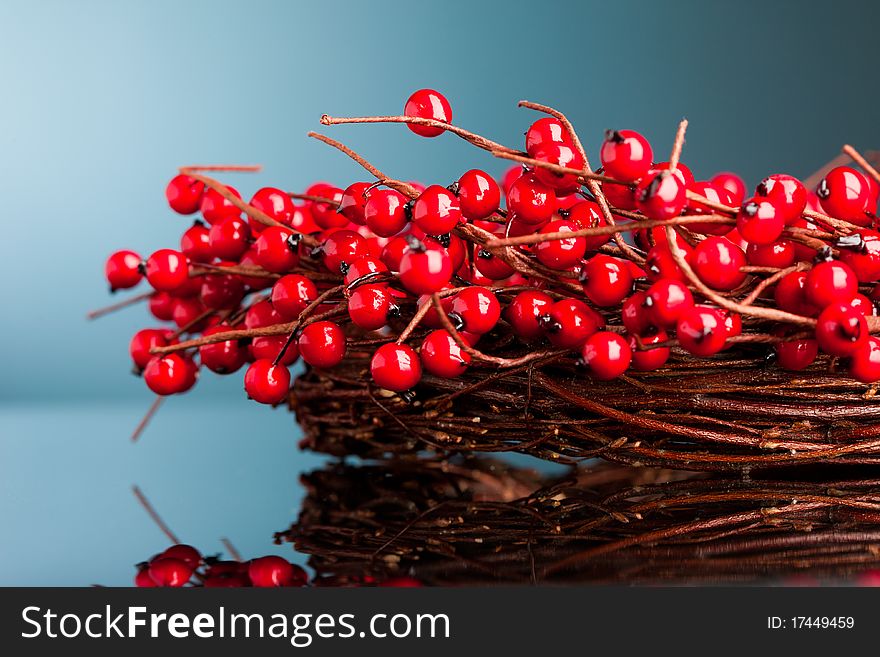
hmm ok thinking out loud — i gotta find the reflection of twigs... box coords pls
[132,485,180,544]
[131,396,164,443]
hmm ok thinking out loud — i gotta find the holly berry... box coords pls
[601,181,637,211]
[755,174,806,224]
[775,334,818,371]
[166,174,205,215]
[105,250,143,291]
[566,200,610,251]
[621,291,652,334]
[348,284,397,330]
[364,188,409,237]
[635,170,687,220]
[580,331,632,380]
[254,226,299,273]
[629,330,670,371]
[244,359,291,404]
[306,183,347,229]
[343,256,388,286]
[746,240,796,269]
[525,117,569,156]
[200,185,242,224]
[531,142,585,192]
[774,270,819,316]
[676,306,728,357]
[804,260,858,309]
[645,278,694,328]
[653,161,695,188]
[135,566,157,587]
[580,254,633,307]
[180,221,213,263]
[736,197,784,245]
[161,544,202,569]
[710,172,746,207]
[506,290,554,340]
[248,556,305,587]
[370,343,422,391]
[129,328,171,370]
[413,185,462,234]
[200,272,245,310]
[399,238,453,294]
[148,557,193,587]
[250,336,298,366]
[404,89,452,137]
[339,182,371,225]
[289,203,320,234]
[816,166,872,224]
[455,169,500,220]
[539,299,604,349]
[250,187,296,231]
[534,219,587,269]
[506,175,555,224]
[449,286,501,334]
[836,230,880,282]
[145,249,190,292]
[149,292,175,321]
[848,336,880,383]
[645,243,687,282]
[600,129,653,182]
[272,274,317,321]
[815,302,867,357]
[849,293,876,316]
[199,326,247,374]
[143,354,197,395]
[474,248,516,280]
[297,321,346,368]
[690,237,747,291]
[209,217,251,260]
[322,229,368,273]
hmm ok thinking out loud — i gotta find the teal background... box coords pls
[0,0,877,584]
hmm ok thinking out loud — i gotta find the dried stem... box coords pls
[132,485,181,544]
[87,292,152,320]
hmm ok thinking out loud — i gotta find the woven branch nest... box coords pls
[277,458,880,585]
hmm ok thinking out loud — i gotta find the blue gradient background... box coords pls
[0,0,877,584]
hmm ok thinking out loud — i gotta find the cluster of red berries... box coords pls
[104,89,880,404]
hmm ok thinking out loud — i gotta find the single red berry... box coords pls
[254,226,299,273]
[364,188,409,237]
[746,240,796,269]
[166,174,205,215]
[755,174,806,224]
[601,181,638,211]
[645,243,687,282]
[848,336,880,383]
[449,286,501,334]
[420,330,471,378]
[506,291,554,341]
[506,175,555,224]
[815,302,868,357]
[200,326,247,374]
[344,256,388,286]
[473,248,516,280]
[837,230,880,282]
[298,321,346,368]
[565,200,610,251]
[600,129,653,182]
[271,274,317,321]
[245,300,283,330]
[710,172,746,207]
[148,291,175,321]
[148,557,193,587]
[250,187,296,233]
[580,331,632,380]
[686,182,736,235]
[306,183,347,229]
[635,170,687,220]
[621,291,653,334]
[817,166,872,224]
[248,556,304,587]
[456,169,500,220]
[399,238,453,294]
[370,343,422,391]
[676,306,728,357]
[404,89,451,137]
[180,221,213,263]
[105,250,143,291]
[144,249,189,292]
[129,328,171,370]
[736,197,785,245]
[804,260,858,309]
[143,354,197,395]
[581,254,633,307]
[322,229,368,273]
[774,270,819,316]
[288,203,320,233]
[849,293,876,316]
[500,165,524,196]
[250,335,298,366]
[539,299,604,349]
[653,161,695,188]
[628,330,671,371]
[534,219,587,270]
[200,272,245,310]
[135,566,157,588]
[237,248,273,290]
[525,117,569,156]
[208,217,251,260]
[348,284,397,330]
[200,185,242,225]
[170,296,206,330]
[774,333,818,371]
[380,235,410,271]
[645,278,694,328]
[339,182,372,225]
[160,544,202,569]
[690,237,747,291]
[413,185,462,234]
[244,359,291,404]
[531,142,585,192]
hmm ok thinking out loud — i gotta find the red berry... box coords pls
[254,226,299,273]
[180,221,213,263]
[775,334,818,371]
[288,203,320,233]
[248,556,304,587]
[129,328,171,370]
[199,326,247,374]
[250,187,296,232]
[250,335,298,366]
[525,117,569,156]
[581,254,633,307]
[237,248,273,290]
[200,185,242,224]
[245,300,283,329]
[506,291,554,340]
[105,250,143,291]
[736,197,785,245]
[676,306,728,357]
[143,354,197,395]
[540,299,604,349]
[837,230,880,282]
[413,185,462,234]
[848,336,880,383]
[690,237,747,291]
[380,235,410,271]
[145,249,190,292]
[306,183,347,229]
[506,175,555,224]
[804,260,858,309]
[404,89,452,138]
[817,166,872,224]
[399,239,453,294]
[339,182,372,225]
[581,331,632,380]
[148,557,193,587]
[171,296,206,330]
[348,284,396,330]
[456,169,500,220]
[774,270,819,316]
[166,174,205,215]
[449,287,501,334]
[621,291,652,334]
[244,359,291,404]
[208,217,251,260]
[686,182,736,235]
[653,161,695,188]
[601,181,637,210]
[600,129,653,182]
[645,243,687,282]
[420,330,471,378]
[849,293,876,316]
[271,274,317,321]
[135,566,157,587]
[473,248,515,280]
[566,200,610,250]
[531,142,585,192]
[200,272,244,310]
[322,229,368,273]
[815,302,867,357]
[364,188,409,237]
[746,240,796,269]
[148,292,175,321]
[635,170,687,220]
[645,278,694,328]
[298,321,346,368]
[710,172,746,206]
[370,343,422,391]
[755,174,806,224]
[534,219,587,270]
[629,330,671,371]
[161,544,202,569]
[344,256,388,286]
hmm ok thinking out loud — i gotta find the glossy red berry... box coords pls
[129,329,171,370]
[539,299,604,349]
[250,335,298,366]
[297,321,346,368]
[710,172,746,207]
[685,182,736,235]
[404,89,451,138]
[755,174,806,224]
[849,293,876,316]
[208,217,251,260]
[148,557,193,587]
[245,300,284,330]
[148,292,175,321]
[135,566,157,587]
[237,248,273,290]
[288,203,320,234]
[199,326,247,374]
[534,219,587,270]
[506,291,554,340]
[746,240,796,269]
[105,250,143,291]
[474,248,516,280]
[581,331,632,380]
[804,260,858,309]
[645,278,694,328]
[420,330,471,378]
[774,270,819,316]
[249,187,296,232]
[248,556,305,587]
[254,226,299,273]
[676,306,728,357]
[525,117,569,156]
[621,291,652,334]
[736,197,785,245]
[364,188,409,237]
[848,336,880,383]
[837,230,880,282]
[690,237,747,291]
[775,334,818,371]
[817,166,872,224]
[629,330,671,371]
[339,182,372,225]
[399,239,453,294]
[601,181,637,211]
[654,161,695,188]
[413,185,462,234]
[200,272,245,310]
[145,249,190,292]
[635,170,687,220]
[271,274,317,321]
[566,200,610,251]
[600,129,653,182]
[244,359,291,404]
[200,186,242,225]
[371,343,422,391]
[348,284,397,330]
[179,221,212,263]
[165,174,205,215]
[160,544,202,569]
[322,229,368,273]
[143,354,197,395]
[581,254,633,307]
[306,183,347,229]
[531,142,585,192]
[815,302,867,357]
[343,256,388,286]
[456,169,501,220]
[506,175,555,224]
[449,287,501,334]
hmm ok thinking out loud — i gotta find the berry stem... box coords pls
[86,292,152,320]
[132,484,181,544]
[843,144,880,187]
[667,119,689,174]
